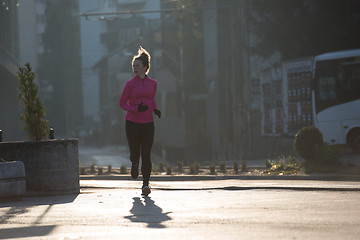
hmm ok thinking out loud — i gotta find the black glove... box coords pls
[138,102,148,112]
[154,109,161,118]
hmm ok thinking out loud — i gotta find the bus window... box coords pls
[338,60,360,103]
[315,58,360,113]
[318,76,336,101]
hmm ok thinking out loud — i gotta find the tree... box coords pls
[249,0,360,60]
[17,63,50,141]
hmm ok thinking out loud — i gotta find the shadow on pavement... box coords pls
[0,194,78,208]
[0,225,56,239]
[0,194,78,239]
[125,197,172,228]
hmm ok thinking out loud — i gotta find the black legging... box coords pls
[125,120,154,185]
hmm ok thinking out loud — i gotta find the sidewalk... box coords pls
[80,178,360,192]
[1,179,360,240]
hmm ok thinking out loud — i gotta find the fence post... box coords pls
[49,128,55,139]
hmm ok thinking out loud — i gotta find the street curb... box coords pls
[150,186,360,192]
[80,174,360,182]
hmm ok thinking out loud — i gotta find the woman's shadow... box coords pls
[125,197,172,228]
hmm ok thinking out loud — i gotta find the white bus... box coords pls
[312,49,360,152]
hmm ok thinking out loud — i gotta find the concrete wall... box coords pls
[0,139,79,195]
[0,161,26,198]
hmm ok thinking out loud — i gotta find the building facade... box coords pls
[35,0,84,138]
[259,57,314,138]
[0,1,22,141]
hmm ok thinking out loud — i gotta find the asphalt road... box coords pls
[1,179,360,240]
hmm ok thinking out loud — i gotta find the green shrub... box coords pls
[263,155,303,175]
[152,163,159,173]
[166,165,172,175]
[233,162,239,174]
[265,160,273,169]
[219,161,226,174]
[98,167,103,175]
[107,165,112,173]
[294,126,324,161]
[314,143,341,165]
[283,156,303,171]
[159,161,165,172]
[194,162,200,172]
[189,165,196,174]
[79,167,86,175]
[190,162,200,174]
[241,160,247,172]
[17,63,50,140]
[120,164,127,174]
[209,164,216,175]
[305,143,342,173]
[177,160,184,173]
[90,163,96,173]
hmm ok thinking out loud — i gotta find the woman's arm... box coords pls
[119,82,138,112]
[152,81,158,111]
[152,81,161,118]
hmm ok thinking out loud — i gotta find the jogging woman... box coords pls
[119,47,161,196]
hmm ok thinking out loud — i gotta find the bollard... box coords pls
[49,128,55,139]
[0,129,2,142]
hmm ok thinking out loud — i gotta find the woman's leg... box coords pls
[125,121,141,179]
[140,122,155,186]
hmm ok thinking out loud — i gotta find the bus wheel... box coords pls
[349,130,360,153]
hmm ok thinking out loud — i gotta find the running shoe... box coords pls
[142,185,151,196]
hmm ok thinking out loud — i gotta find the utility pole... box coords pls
[244,0,252,159]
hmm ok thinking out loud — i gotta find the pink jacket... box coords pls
[119,75,158,123]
